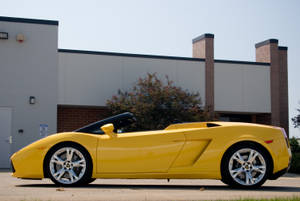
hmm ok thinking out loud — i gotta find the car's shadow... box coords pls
[15,183,300,192]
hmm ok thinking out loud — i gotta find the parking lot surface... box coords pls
[0,171,300,201]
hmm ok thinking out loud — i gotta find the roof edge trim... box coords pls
[0,16,58,26]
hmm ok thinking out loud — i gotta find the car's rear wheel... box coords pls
[45,143,92,186]
[221,143,271,188]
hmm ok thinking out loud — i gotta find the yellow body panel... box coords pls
[11,133,98,179]
[97,130,184,173]
[11,122,291,180]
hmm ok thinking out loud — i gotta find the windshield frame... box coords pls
[74,112,136,134]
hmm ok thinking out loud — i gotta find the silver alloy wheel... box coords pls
[229,148,266,186]
[49,147,86,184]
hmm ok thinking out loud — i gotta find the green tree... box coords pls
[292,108,300,128]
[106,73,213,131]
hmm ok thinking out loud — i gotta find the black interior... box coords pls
[74,112,136,134]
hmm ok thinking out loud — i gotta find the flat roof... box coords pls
[58,49,270,66]
[0,16,58,26]
[58,49,205,62]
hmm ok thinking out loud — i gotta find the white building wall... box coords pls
[58,52,206,106]
[214,62,271,113]
[0,20,58,154]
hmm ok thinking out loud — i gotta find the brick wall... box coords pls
[255,39,289,136]
[57,105,110,132]
[57,104,272,132]
[192,33,214,117]
[218,113,271,125]
[278,47,289,134]
[255,113,272,125]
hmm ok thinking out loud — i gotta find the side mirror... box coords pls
[101,123,117,138]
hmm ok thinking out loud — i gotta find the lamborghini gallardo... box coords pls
[10,112,291,188]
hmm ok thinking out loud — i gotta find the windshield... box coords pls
[74,112,136,134]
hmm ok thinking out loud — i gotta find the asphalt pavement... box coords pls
[0,171,299,201]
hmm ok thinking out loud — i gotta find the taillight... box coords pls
[280,128,290,148]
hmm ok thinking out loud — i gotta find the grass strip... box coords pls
[212,197,300,201]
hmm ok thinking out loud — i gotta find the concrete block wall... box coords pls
[0,17,59,153]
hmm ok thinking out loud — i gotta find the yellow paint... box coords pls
[11,121,291,180]
[97,130,184,173]
[101,123,116,138]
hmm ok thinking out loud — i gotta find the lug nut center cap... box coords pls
[64,161,72,169]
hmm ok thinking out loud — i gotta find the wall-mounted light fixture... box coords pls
[16,33,25,43]
[29,96,36,105]
[0,32,9,40]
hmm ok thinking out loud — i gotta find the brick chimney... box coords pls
[192,33,214,117]
[278,46,289,135]
[255,39,289,135]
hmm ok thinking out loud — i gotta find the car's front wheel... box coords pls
[45,143,92,186]
[221,143,271,188]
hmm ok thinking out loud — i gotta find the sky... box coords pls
[1,0,299,137]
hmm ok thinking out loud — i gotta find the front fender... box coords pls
[11,132,98,179]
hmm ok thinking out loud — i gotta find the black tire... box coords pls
[84,178,96,185]
[221,178,229,185]
[221,142,271,189]
[45,142,93,186]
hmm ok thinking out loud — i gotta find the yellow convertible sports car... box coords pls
[11,112,291,188]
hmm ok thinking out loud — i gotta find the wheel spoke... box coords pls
[66,148,74,161]
[53,169,65,180]
[248,150,258,163]
[73,159,85,167]
[233,153,245,164]
[51,155,64,165]
[245,172,254,184]
[230,167,243,178]
[68,170,78,182]
[252,165,266,173]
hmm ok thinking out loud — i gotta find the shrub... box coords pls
[106,73,214,131]
[289,152,300,174]
[290,137,300,152]
[289,137,300,174]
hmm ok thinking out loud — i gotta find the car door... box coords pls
[97,130,185,173]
